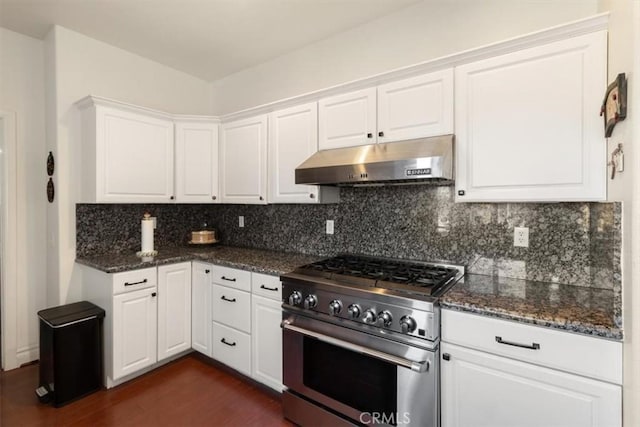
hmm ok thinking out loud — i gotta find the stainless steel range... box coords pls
[280,254,464,427]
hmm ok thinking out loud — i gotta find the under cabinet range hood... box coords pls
[295,134,454,186]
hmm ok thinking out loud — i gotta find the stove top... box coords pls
[294,254,460,296]
[281,254,464,344]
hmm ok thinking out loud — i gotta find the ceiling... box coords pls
[0,0,420,81]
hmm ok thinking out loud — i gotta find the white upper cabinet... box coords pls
[79,101,175,203]
[318,88,377,150]
[268,103,339,204]
[455,31,607,202]
[318,70,454,150]
[220,115,268,204]
[377,69,454,142]
[175,120,219,203]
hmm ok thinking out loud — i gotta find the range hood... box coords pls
[295,134,454,186]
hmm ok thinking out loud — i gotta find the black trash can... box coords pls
[36,301,105,407]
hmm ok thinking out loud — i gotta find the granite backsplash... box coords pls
[76,186,621,291]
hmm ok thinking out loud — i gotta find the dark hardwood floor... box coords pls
[1,354,293,426]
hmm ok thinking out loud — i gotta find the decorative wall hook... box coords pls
[600,73,627,138]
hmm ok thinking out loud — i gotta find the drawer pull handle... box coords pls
[221,338,236,347]
[495,336,540,350]
[124,279,148,287]
[221,296,236,303]
[221,276,236,282]
[260,285,279,292]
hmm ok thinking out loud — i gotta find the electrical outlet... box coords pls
[326,220,334,235]
[239,216,244,228]
[514,227,529,248]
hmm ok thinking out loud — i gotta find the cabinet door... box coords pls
[377,69,453,142]
[455,31,607,202]
[157,262,192,361]
[112,287,157,380]
[220,115,268,204]
[96,106,174,203]
[191,262,212,357]
[175,121,219,203]
[318,88,376,150]
[441,342,622,427]
[251,295,283,391]
[269,103,321,203]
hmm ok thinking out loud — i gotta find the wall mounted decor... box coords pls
[600,73,627,137]
[47,178,55,203]
[47,151,54,176]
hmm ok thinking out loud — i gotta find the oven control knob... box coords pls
[329,300,343,315]
[376,311,393,328]
[304,295,318,309]
[400,315,417,333]
[347,304,361,319]
[362,309,377,324]
[288,291,302,306]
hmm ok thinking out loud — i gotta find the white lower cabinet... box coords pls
[441,342,621,427]
[81,262,195,387]
[157,262,192,361]
[113,286,157,380]
[202,265,283,391]
[81,264,160,387]
[191,262,212,357]
[251,295,283,391]
[441,310,622,427]
[210,265,253,376]
[212,322,252,376]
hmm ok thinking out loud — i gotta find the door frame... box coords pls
[0,110,19,370]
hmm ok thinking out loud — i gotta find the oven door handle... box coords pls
[282,321,429,373]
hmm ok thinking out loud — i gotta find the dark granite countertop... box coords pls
[75,245,324,276]
[77,248,622,340]
[441,274,622,340]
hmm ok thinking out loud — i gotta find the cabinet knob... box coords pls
[457,190,465,196]
[367,133,373,139]
[259,196,263,201]
[151,292,157,297]
[205,269,210,274]
[378,131,384,137]
[212,196,217,200]
[170,196,175,200]
[443,353,451,361]
[309,193,315,199]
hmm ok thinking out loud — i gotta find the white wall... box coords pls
[210,0,599,115]
[45,25,214,307]
[0,27,47,368]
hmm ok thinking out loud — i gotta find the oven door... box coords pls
[282,313,438,427]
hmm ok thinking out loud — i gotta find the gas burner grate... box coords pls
[298,254,459,295]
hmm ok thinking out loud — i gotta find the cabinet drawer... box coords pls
[251,273,282,301]
[442,310,622,384]
[212,322,251,376]
[210,265,251,292]
[112,267,157,295]
[212,285,251,333]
